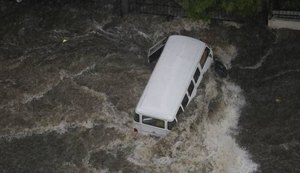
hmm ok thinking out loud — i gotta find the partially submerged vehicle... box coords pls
[134,35,226,137]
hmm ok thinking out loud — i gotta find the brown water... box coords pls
[1,1,300,173]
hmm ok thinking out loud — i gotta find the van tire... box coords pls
[214,60,227,78]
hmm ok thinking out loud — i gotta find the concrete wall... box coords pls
[268,18,300,30]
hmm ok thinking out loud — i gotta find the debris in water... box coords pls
[275,98,281,103]
[62,39,68,43]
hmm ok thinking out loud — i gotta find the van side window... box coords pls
[188,81,194,96]
[167,120,176,130]
[193,68,200,83]
[142,115,164,128]
[134,113,140,122]
[177,107,183,116]
[200,48,210,68]
[181,94,189,109]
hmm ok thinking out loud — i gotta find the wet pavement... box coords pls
[0,1,299,173]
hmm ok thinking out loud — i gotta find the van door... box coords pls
[147,37,168,63]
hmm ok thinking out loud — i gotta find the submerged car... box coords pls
[133,35,225,137]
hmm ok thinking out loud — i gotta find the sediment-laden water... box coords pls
[1,1,299,173]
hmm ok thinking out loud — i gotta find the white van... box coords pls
[134,35,215,137]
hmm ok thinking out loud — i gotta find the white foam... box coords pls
[22,82,59,104]
[239,49,272,70]
[262,69,300,81]
[222,21,241,29]
[214,45,238,69]
[59,63,96,80]
[0,120,94,140]
[137,30,150,39]
[82,147,109,173]
[1,84,130,140]
[20,63,96,105]
[201,80,257,173]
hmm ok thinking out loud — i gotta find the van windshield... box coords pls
[142,115,165,128]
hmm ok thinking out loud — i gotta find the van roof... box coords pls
[135,35,206,121]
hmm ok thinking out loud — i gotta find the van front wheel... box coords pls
[214,60,227,78]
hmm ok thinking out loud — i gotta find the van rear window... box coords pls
[142,115,164,128]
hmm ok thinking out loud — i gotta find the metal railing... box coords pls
[128,0,186,17]
[127,0,252,22]
[270,0,300,19]
[271,10,300,19]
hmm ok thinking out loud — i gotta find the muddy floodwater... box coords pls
[0,1,299,173]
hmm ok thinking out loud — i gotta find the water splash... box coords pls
[126,72,258,173]
[214,45,238,69]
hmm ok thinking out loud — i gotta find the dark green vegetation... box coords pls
[272,0,300,11]
[180,0,262,19]
[180,0,300,19]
